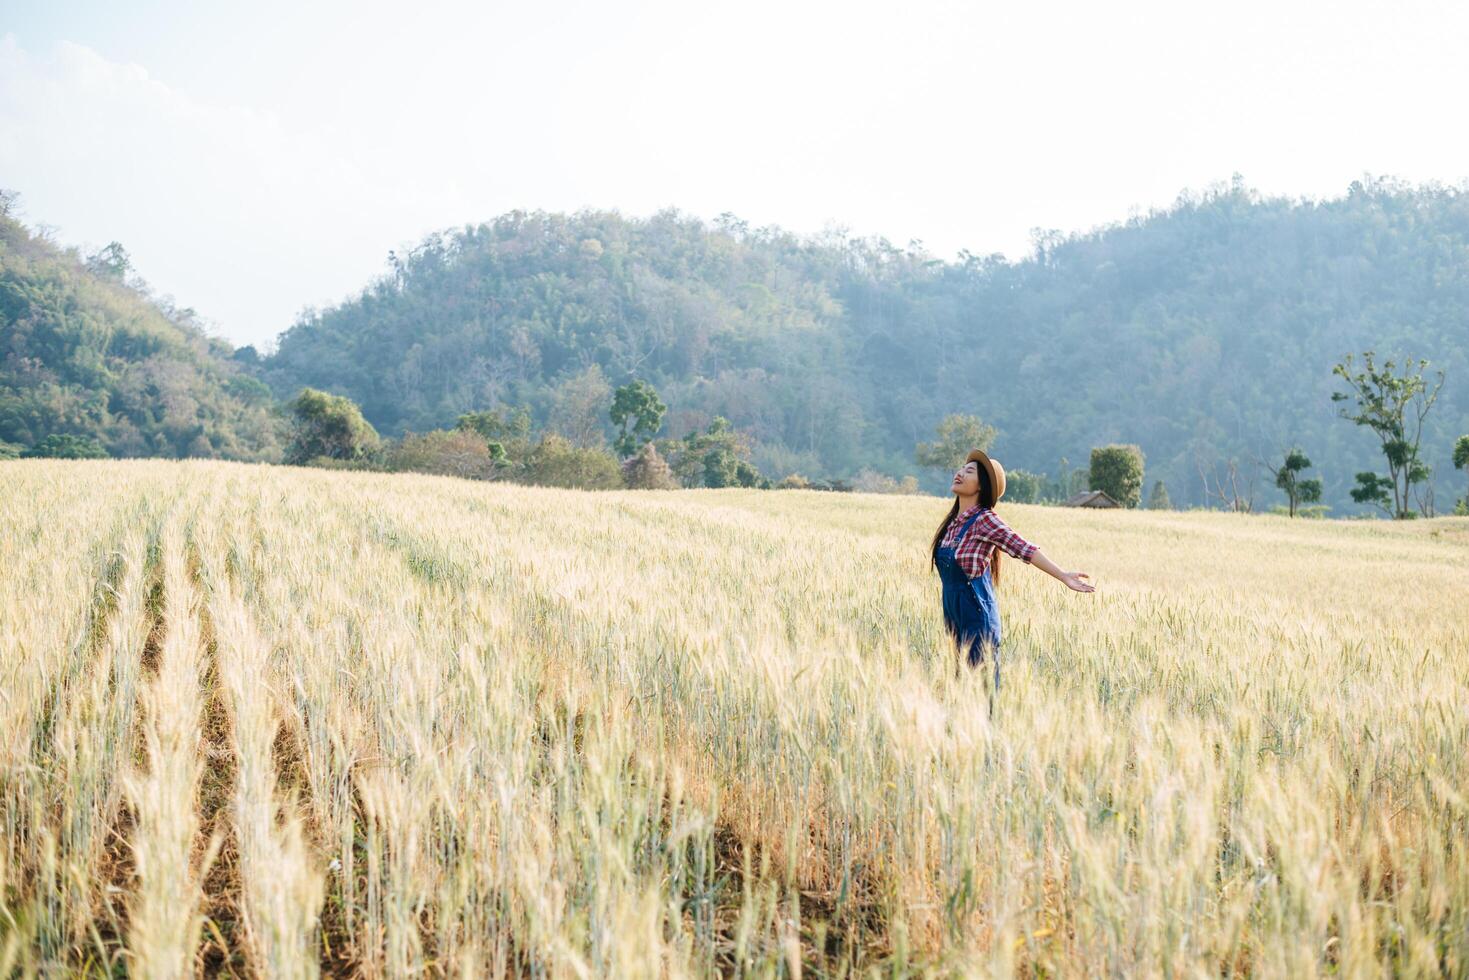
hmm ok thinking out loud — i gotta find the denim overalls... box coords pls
[936,510,1002,689]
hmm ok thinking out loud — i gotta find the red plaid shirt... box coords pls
[941,505,1037,579]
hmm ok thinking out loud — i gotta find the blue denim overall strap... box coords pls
[935,510,1003,678]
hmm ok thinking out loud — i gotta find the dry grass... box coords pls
[1,458,1466,977]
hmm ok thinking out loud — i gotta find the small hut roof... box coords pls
[1063,490,1122,508]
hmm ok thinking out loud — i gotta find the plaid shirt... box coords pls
[941,505,1037,579]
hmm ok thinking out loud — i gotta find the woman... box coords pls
[932,449,1094,686]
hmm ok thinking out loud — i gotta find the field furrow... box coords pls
[198,517,323,979]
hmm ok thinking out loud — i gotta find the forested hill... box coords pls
[0,207,280,460]
[262,178,1469,511]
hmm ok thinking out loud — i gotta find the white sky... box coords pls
[4,0,1469,349]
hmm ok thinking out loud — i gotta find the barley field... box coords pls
[1,459,1467,978]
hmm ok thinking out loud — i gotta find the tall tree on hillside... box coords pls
[1090,444,1145,508]
[1331,351,1444,519]
[609,380,667,457]
[1453,434,1469,515]
[84,241,132,281]
[286,388,380,464]
[1265,448,1323,518]
[915,414,997,474]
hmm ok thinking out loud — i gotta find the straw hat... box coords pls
[965,448,1007,503]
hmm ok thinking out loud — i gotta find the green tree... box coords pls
[703,444,739,488]
[21,433,108,459]
[1349,472,1395,516]
[286,388,380,464]
[1266,448,1323,518]
[1331,351,1444,518]
[914,414,997,473]
[1148,480,1171,510]
[609,379,667,457]
[1005,469,1047,504]
[1089,444,1145,508]
[1452,434,1469,515]
[664,416,766,488]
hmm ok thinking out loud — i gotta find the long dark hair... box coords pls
[929,458,1004,587]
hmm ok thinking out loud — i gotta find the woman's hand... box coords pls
[1060,571,1094,593]
[1029,549,1096,593]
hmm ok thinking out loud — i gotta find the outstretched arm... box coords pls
[969,512,1094,592]
[1027,548,1095,592]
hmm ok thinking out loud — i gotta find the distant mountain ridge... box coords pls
[261,178,1469,511]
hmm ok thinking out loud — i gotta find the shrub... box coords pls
[286,388,380,464]
[526,434,624,490]
[304,455,381,472]
[386,429,503,481]
[853,468,920,494]
[621,442,679,490]
[21,434,108,459]
[457,407,532,457]
[805,478,852,492]
[1267,503,1331,519]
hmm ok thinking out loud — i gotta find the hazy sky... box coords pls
[4,0,1469,348]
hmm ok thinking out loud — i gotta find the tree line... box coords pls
[282,379,821,492]
[5,179,1469,516]
[280,346,1469,518]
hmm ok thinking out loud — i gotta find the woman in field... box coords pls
[932,449,1095,687]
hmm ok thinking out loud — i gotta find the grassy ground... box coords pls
[2,459,1467,977]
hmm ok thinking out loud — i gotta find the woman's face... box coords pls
[952,460,980,497]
